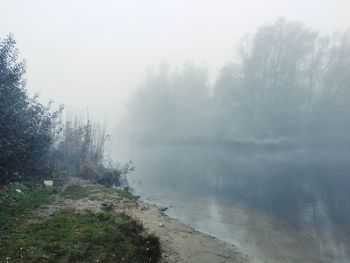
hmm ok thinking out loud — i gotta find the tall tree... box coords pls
[0,35,61,183]
[214,19,350,139]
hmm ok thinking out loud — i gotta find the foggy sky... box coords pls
[1,0,349,124]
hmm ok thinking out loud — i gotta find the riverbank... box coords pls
[126,198,251,262]
[52,177,252,262]
[0,178,160,263]
[0,177,251,262]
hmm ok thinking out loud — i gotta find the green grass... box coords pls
[0,209,160,263]
[0,181,159,262]
[0,182,51,231]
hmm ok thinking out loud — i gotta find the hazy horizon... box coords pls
[1,0,349,126]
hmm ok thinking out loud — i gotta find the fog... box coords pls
[1,0,349,124]
[123,18,350,147]
[2,1,350,262]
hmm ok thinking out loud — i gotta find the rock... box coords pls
[159,206,168,212]
[16,189,22,193]
[43,180,53,187]
[159,223,164,227]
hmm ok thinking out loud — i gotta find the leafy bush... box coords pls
[96,161,134,187]
[0,35,62,184]
[96,166,123,187]
[79,160,98,179]
[78,160,134,188]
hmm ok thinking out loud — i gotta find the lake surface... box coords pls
[124,145,350,262]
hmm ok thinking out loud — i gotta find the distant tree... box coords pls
[126,63,210,144]
[313,31,350,131]
[214,19,350,139]
[123,19,350,145]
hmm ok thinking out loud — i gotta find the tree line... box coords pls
[126,19,350,147]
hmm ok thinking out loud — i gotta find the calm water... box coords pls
[125,146,350,262]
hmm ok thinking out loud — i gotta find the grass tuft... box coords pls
[0,182,51,231]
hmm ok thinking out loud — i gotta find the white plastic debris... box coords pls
[43,180,53,187]
[15,189,22,193]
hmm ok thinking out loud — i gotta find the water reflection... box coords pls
[128,146,350,262]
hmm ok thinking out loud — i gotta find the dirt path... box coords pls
[37,178,252,263]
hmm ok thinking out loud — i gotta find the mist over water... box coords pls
[107,18,350,262]
[123,145,350,262]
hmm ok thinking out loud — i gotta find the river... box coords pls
[122,145,350,262]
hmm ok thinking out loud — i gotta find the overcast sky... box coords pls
[1,0,349,124]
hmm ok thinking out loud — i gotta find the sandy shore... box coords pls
[127,201,251,263]
[37,178,252,263]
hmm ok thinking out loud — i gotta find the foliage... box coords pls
[95,166,124,187]
[50,114,133,185]
[52,117,108,176]
[79,160,99,180]
[0,35,63,184]
[0,209,161,263]
[95,161,135,187]
[0,35,126,184]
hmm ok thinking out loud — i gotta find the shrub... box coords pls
[79,160,98,179]
[0,35,62,185]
